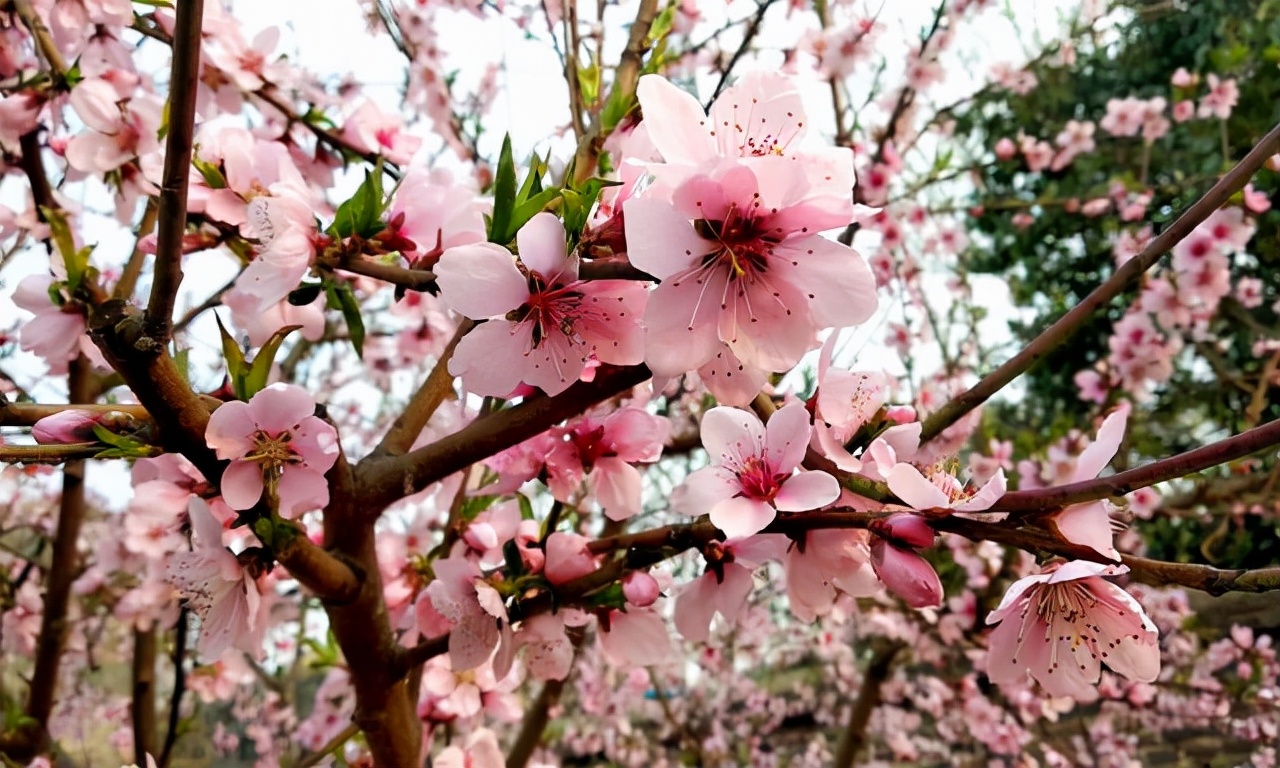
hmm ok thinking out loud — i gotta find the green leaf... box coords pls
[214,314,249,400]
[487,134,518,244]
[577,61,600,104]
[325,281,365,359]
[192,155,227,189]
[253,518,276,549]
[243,325,303,399]
[508,188,563,241]
[517,494,535,521]
[41,207,89,291]
[516,152,548,203]
[327,161,387,240]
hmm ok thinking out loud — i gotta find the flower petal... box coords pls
[885,463,950,510]
[773,470,839,512]
[709,495,775,539]
[435,242,529,319]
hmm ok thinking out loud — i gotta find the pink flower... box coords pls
[436,213,647,397]
[885,463,1007,515]
[674,535,783,641]
[986,561,1160,699]
[423,556,512,673]
[598,607,672,667]
[1047,403,1130,562]
[12,273,88,375]
[543,532,598,585]
[672,402,839,539]
[436,728,504,768]
[0,91,42,152]
[994,137,1017,161]
[1172,99,1195,123]
[622,571,661,607]
[64,78,162,173]
[1099,97,1144,137]
[634,72,854,211]
[544,407,670,520]
[1198,74,1239,120]
[341,100,421,166]
[1170,67,1196,88]
[166,498,267,659]
[234,187,319,314]
[624,162,877,379]
[204,383,339,517]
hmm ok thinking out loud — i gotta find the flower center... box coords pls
[737,455,784,502]
[246,430,301,473]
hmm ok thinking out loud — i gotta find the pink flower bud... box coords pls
[464,521,499,552]
[1170,67,1196,88]
[884,405,916,424]
[32,410,103,444]
[994,137,1017,161]
[544,532,597,586]
[870,540,943,608]
[871,513,935,549]
[622,571,660,607]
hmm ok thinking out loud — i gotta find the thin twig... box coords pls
[158,608,188,768]
[371,319,473,457]
[918,120,1280,443]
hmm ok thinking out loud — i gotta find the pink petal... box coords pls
[709,495,775,539]
[599,608,672,667]
[248,383,316,436]
[634,75,716,166]
[952,469,1007,513]
[276,466,330,517]
[985,574,1051,626]
[670,467,737,517]
[521,330,589,396]
[1052,502,1121,562]
[720,278,814,372]
[773,470,839,512]
[435,242,529,319]
[1072,402,1131,482]
[592,457,643,521]
[885,464,950,510]
[764,400,812,474]
[218,460,264,511]
[700,406,765,465]
[622,196,706,279]
[698,346,770,407]
[290,415,340,471]
[775,236,879,329]
[448,321,532,397]
[516,212,572,281]
[642,273,726,377]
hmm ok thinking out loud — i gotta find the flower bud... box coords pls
[994,137,1017,161]
[870,540,943,609]
[33,410,104,444]
[544,532,597,586]
[871,513,936,549]
[622,571,660,608]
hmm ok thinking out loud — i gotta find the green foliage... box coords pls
[328,162,388,240]
[214,315,303,400]
[487,134,561,245]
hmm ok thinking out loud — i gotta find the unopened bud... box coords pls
[870,512,935,549]
[622,571,660,607]
[33,410,105,444]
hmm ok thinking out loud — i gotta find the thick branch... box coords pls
[919,119,1280,443]
[144,0,204,343]
[506,678,566,768]
[0,443,109,463]
[131,627,158,766]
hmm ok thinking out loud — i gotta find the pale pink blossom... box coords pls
[436,213,646,397]
[785,524,879,621]
[1099,97,1144,137]
[674,535,783,641]
[204,383,339,517]
[65,78,163,173]
[868,513,942,608]
[1170,67,1196,88]
[1172,99,1195,122]
[1198,74,1239,120]
[993,137,1017,161]
[0,91,42,152]
[672,402,839,539]
[625,161,877,380]
[234,186,320,313]
[598,607,672,667]
[436,728,504,768]
[885,463,1007,515]
[341,100,421,166]
[544,407,670,520]
[166,498,267,659]
[986,561,1160,699]
[12,273,87,375]
[422,556,512,673]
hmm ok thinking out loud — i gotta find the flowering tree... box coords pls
[0,0,1278,767]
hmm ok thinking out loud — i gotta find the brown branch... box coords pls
[144,0,204,344]
[8,357,92,761]
[13,0,67,77]
[0,443,110,464]
[705,0,777,107]
[506,678,566,768]
[290,722,359,768]
[356,363,652,515]
[570,0,658,186]
[130,627,158,766]
[158,608,187,768]
[372,320,473,457]
[919,119,1280,443]
[0,402,150,428]
[991,416,1280,514]
[832,639,904,768]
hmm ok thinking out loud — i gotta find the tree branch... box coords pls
[0,402,150,428]
[130,627,158,766]
[371,320,473,457]
[832,639,904,768]
[158,608,188,768]
[918,119,1280,443]
[357,364,652,515]
[144,0,204,344]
